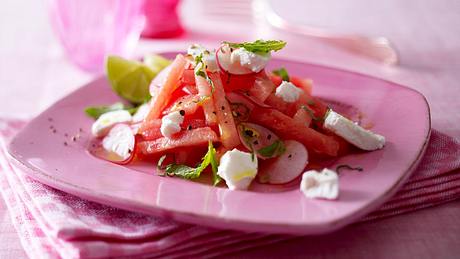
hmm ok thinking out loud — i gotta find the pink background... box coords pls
[1,0,459,257]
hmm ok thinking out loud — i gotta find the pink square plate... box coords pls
[7,53,430,234]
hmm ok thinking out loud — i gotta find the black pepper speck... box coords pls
[244,129,254,137]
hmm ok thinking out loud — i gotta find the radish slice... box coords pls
[237,122,281,159]
[258,140,308,184]
[216,45,254,75]
[91,124,136,164]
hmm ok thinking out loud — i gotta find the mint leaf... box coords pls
[224,40,287,54]
[165,164,200,179]
[194,54,205,76]
[85,102,140,120]
[257,140,286,158]
[85,102,124,119]
[300,105,322,121]
[195,69,207,78]
[272,67,290,82]
[194,54,215,96]
[207,141,222,186]
[164,141,221,185]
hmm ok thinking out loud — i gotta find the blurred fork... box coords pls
[198,0,398,65]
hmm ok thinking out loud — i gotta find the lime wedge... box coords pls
[143,54,172,75]
[106,55,171,104]
[106,56,151,104]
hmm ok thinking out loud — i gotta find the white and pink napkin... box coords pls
[1,118,460,258]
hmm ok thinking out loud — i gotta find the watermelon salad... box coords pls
[85,40,385,199]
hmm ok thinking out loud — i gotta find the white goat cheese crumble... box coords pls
[275,81,303,103]
[160,111,184,138]
[324,110,385,151]
[102,124,135,160]
[300,168,339,200]
[218,149,258,190]
[230,48,270,73]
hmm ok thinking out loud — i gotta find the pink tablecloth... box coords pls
[1,117,459,258]
[1,0,460,258]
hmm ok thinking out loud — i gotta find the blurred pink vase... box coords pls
[47,0,145,72]
[141,0,184,38]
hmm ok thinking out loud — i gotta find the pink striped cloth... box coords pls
[1,118,460,259]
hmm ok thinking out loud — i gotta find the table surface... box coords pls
[1,0,459,258]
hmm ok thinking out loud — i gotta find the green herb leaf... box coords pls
[207,141,222,186]
[195,70,207,78]
[194,55,204,75]
[272,67,290,82]
[224,40,287,54]
[300,105,322,122]
[194,54,215,98]
[164,141,221,185]
[84,102,141,120]
[84,102,125,119]
[257,140,286,158]
[165,164,199,179]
